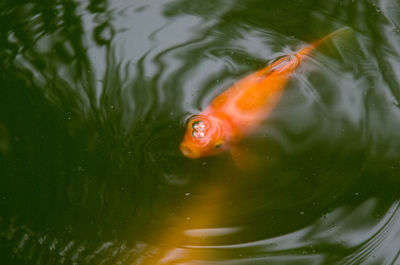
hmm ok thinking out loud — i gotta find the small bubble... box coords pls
[184,192,192,196]
[192,130,205,138]
[192,121,207,130]
[186,216,191,221]
[355,192,359,196]
[300,211,305,215]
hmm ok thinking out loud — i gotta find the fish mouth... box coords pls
[180,143,200,159]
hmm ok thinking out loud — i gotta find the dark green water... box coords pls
[1,0,400,264]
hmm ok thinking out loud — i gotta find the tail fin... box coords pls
[297,27,352,58]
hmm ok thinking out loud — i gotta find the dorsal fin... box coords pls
[265,55,299,76]
[262,27,351,77]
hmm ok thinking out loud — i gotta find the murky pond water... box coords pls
[1,0,400,264]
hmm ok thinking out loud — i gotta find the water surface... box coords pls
[1,0,400,264]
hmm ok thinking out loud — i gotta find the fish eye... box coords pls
[213,143,223,149]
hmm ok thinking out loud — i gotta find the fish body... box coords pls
[180,28,348,160]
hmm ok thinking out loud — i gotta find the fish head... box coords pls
[180,114,227,159]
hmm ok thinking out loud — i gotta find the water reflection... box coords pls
[0,0,400,264]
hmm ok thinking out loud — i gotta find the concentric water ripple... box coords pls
[1,0,400,264]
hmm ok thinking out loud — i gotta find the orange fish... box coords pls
[180,28,349,162]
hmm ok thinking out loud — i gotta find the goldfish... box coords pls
[180,28,349,162]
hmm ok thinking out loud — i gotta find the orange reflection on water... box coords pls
[140,179,232,265]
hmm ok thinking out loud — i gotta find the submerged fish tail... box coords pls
[297,26,352,58]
